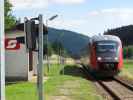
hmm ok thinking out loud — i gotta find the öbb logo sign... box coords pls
[5,38,20,50]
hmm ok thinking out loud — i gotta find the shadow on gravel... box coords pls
[60,65,96,81]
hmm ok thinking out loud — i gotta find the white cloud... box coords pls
[51,0,85,4]
[9,0,85,9]
[9,0,48,9]
[45,8,133,36]
[47,18,86,33]
[101,8,133,14]
[87,8,133,35]
[88,8,133,20]
[88,11,99,16]
[50,19,85,28]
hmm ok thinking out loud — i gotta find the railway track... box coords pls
[81,64,133,100]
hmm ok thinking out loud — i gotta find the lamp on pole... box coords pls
[46,14,58,73]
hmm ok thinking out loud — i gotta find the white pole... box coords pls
[38,14,44,100]
[0,0,5,100]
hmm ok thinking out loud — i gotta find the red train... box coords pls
[89,35,123,77]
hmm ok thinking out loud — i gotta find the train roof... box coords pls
[91,35,121,43]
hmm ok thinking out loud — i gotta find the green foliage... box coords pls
[51,41,59,54]
[63,49,70,57]
[47,43,53,57]
[51,41,64,55]
[48,28,89,57]
[5,0,16,31]
[104,25,133,46]
[123,46,133,59]
[43,41,69,57]
[123,47,128,58]
[43,43,53,57]
[119,59,133,80]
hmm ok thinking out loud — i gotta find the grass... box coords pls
[6,82,37,100]
[45,64,102,100]
[119,59,133,79]
[6,59,133,100]
[6,64,103,100]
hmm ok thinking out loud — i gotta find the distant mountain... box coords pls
[48,27,90,58]
[104,25,133,46]
[6,23,90,58]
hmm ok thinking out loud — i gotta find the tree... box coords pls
[123,46,133,59]
[5,0,16,31]
[52,41,64,55]
[123,47,128,58]
[43,43,53,57]
[127,46,133,58]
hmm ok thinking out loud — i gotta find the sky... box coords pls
[9,0,133,36]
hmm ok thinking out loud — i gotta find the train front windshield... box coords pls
[96,42,117,52]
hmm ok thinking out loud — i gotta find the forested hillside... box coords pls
[104,25,133,46]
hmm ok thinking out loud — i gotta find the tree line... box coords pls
[104,25,133,59]
[123,46,133,59]
[5,0,16,31]
[44,41,69,57]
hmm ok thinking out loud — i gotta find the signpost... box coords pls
[24,14,44,100]
[0,0,5,100]
[5,39,20,50]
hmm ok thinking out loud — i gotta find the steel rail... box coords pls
[81,64,123,100]
[114,76,133,91]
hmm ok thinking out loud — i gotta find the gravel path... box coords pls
[102,80,133,100]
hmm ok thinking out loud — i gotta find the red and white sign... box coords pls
[5,38,20,50]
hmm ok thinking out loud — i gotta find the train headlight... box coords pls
[97,57,102,61]
[114,57,118,60]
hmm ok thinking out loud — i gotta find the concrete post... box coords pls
[0,0,5,100]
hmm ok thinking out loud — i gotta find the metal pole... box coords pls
[47,15,58,67]
[24,17,29,52]
[62,50,65,75]
[38,14,44,100]
[0,0,5,100]
[46,20,50,73]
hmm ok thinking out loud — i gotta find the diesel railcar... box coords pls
[89,35,123,77]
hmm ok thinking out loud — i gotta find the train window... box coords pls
[96,42,117,52]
